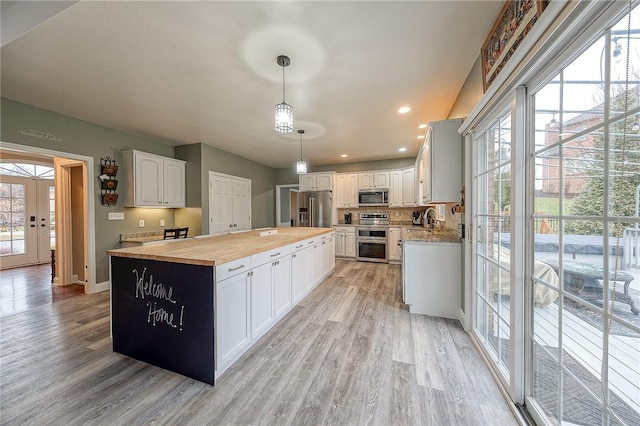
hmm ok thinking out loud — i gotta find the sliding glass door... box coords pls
[527,8,640,424]
[473,110,514,389]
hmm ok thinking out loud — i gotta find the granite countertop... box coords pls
[120,231,164,243]
[400,227,461,243]
[109,227,335,266]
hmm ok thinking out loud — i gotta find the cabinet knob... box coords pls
[158,201,162,204]
[229,224,233,228]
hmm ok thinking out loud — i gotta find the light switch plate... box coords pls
[108,212,124,220]
[138,219,145,228]
[160,219,165,227]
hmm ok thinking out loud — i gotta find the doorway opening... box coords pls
[0,142,96,294]
[276,184,299,227]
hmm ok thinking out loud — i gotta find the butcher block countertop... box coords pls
[107,227,334,266]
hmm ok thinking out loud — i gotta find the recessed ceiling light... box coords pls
[417,135,425,139]
[398,106,411,114]
[398,147,407,152]
[341,154,348,158]
[418,124,427,129]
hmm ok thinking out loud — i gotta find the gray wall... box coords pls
[447,56,483,120]
[1,98,179,283]
[275,157,416,185]
[176,143,277,233]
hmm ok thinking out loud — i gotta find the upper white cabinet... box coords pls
[300,172,334,191]
[358,171,389,190]
[336,173,358,208]
[389,170,403,207]
[401,166,417,207]
[418,118,463,204]
[209,172,251,235]
[122,150,185,208]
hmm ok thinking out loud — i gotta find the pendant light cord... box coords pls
[282,64,286,103]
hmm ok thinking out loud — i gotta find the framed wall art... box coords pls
[481,0,548,92]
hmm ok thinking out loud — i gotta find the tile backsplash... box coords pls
[337,203,461,231]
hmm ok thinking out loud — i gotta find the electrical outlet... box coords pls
[108,212,124,220]
[138,219,145,228]
[160,219,165,227]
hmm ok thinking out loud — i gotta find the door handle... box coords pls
[477,225,484,243]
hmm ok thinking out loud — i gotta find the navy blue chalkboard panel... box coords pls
[110,256,214,385]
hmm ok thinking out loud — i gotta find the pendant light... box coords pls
[296,129,307,174]
[275,55,293,134]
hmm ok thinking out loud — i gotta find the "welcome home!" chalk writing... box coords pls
[133,268,185,331]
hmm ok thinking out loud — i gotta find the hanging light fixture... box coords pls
[275,55,293,134]
[296,129,307,174]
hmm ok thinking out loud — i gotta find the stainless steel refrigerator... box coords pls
[297,191,332,227]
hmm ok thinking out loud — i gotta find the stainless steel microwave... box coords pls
[358,189,389,206]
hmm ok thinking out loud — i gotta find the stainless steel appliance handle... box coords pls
[309,197,314,227]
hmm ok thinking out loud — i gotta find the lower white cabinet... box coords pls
[388,227,402,262]
[250,262,275,341]
[402,241,461,319]
[273,255,292,320]
[215,265,251,371]
[335,227,356,259]
[291,244,312,304]
[215,233,335,377]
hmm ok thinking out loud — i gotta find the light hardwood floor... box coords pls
[0,260,517,425]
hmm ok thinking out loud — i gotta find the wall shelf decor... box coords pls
[100,157,119,206]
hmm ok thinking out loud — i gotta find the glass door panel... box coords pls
[0,176,37,268]
[473,110,513,387]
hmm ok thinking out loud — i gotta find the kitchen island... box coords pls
[107,227,335,385]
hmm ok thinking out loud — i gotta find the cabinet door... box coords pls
[373,171,389,188]
[346,174,358,207]
[273,256,292,320]
[388,228,402,261]
[336,175,348,208]
[345,233,356,258]
[422,135,432,204]
[163,159,186,207]
[233,179,251,231]
[315,173,333,191]
[430,119,462,202]
[358,173,373,189]
[291,247,311,304]
[251,263,274,340]
[402,167,416,207]
[210,175,233,234]
[299,175,316,191]
[389,170,403,207]
[216,272,250,369]
[335,232,345,257]
[134,153,163,206]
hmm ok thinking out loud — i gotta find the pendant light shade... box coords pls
[275,55,293,134]
[297,129,307,174]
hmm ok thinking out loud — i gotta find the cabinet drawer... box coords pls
[251,245,292,267]
[216,256,251,281]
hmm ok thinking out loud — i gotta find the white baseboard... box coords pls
[93,280,110,293]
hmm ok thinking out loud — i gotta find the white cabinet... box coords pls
[402,241,461,319]
[389,170,403,207]
[300,172,334,191]
[215,261,251,371]
[336,173,358,208]
[418,118,463,204]
[358,171,390,190]
[250,262,275,341]
[335,227,356,259]
[388,227,402,263]
[291,243,313,304]
[273,255,292,320]
[123,150,186,208]
[209,172,251,235]
[401,166,417,207]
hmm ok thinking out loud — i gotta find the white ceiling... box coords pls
[1,1,503,169]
